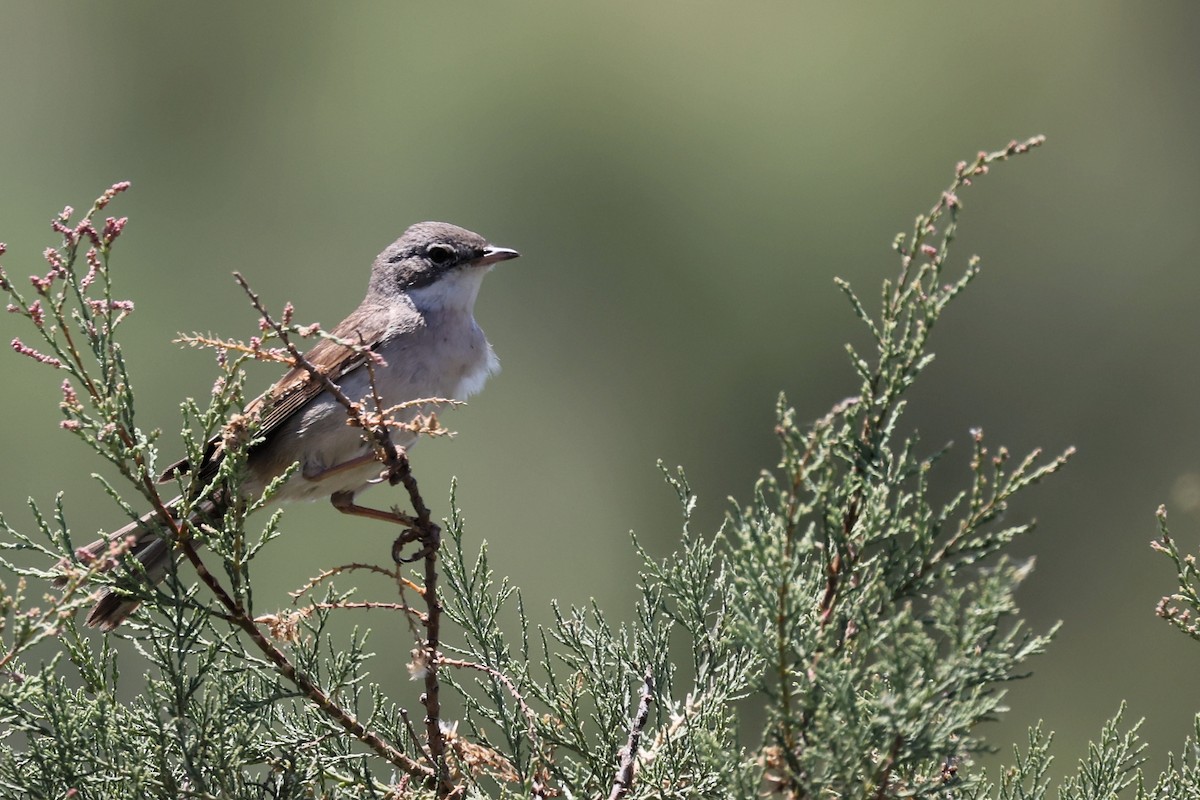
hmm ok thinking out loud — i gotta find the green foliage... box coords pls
[0,140,1197,798]
[440,471,761,798]
[719,138,1072,797]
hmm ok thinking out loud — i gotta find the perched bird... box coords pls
[69,222,518,629]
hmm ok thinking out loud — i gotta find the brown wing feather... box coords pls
[159,303,391,489]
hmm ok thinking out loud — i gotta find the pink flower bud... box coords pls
[10,338,62,367]
[75,220,100,247]
[43,247,64,273]
[101,216,128,245]
[81,248,101,289]
[95,181,132,210]
[61,379,79,407]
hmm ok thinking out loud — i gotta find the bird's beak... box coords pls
[473,246,520,267]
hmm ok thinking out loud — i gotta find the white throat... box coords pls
[406,266,490,315]
[401,265,499,399]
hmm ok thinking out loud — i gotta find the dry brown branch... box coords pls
[289,562,422,600]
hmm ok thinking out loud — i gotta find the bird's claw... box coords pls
[391,522,441,564]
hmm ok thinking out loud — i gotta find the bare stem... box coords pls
[608,670,654,800]
[389,450,453,796]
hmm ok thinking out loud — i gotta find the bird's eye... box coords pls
[427,244,454,265]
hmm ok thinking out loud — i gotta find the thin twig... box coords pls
[401,708,434,763]
[440,657,541,746]
[290,562,422,600]
[305,600,423,618]
[608,670,654,800]
[387,450,453,795]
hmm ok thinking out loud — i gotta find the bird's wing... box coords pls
[159,307,393,488]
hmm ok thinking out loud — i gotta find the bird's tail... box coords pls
[64,499,190,631]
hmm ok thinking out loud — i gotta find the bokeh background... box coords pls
[2,1,1198,783]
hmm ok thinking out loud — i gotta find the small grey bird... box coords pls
[70,222,518,629]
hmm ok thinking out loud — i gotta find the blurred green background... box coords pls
[2,0,1199,782]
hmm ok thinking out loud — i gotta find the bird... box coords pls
[66,221,519,630]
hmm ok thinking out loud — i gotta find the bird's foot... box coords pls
[391,522,441,564]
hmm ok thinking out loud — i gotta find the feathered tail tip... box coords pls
[81,535,171,630]
[86,589,144,631]
[55,509,178,631]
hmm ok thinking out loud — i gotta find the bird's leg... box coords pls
[319,445,437,563]
[329,490,417,526]
[330,489,428,563]
[317,448,427,552]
